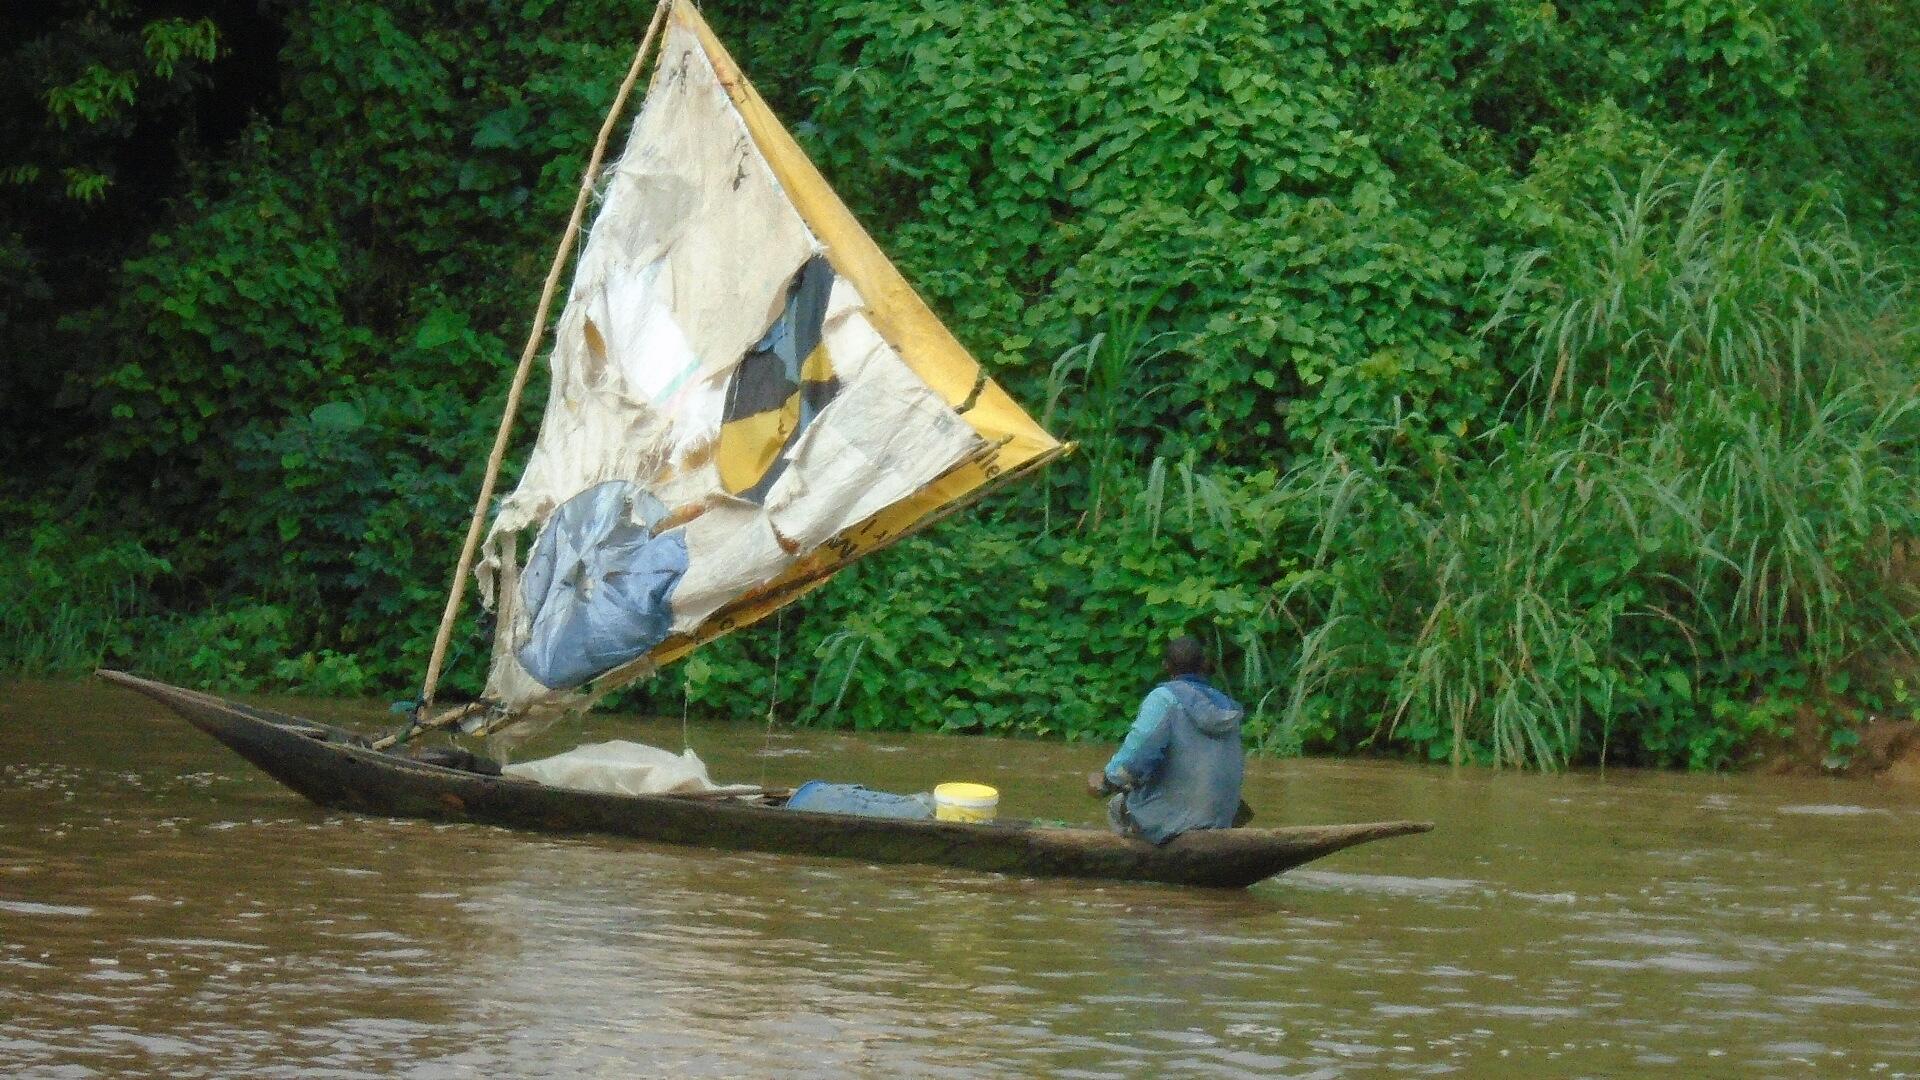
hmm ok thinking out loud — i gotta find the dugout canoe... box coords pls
[98,670,1431,889]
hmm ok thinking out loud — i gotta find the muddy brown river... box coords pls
[2,679,1915,1077]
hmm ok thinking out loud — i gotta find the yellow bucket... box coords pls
[933,782,999,823]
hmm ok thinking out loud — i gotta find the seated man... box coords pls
[1087,636,1247,844]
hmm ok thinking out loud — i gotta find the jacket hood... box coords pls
[1165,678,1244,738]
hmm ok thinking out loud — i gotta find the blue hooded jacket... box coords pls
[1102,675,1246,844]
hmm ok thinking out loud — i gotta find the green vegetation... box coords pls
[1276,162,1919,768]
[4,0,1916,770]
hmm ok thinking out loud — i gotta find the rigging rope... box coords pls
[760,610,782,788]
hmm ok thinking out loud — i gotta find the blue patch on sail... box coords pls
[517,481,688,691]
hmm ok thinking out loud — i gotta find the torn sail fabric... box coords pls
[473,1,1063,716]
[717,255,839,502]
[516,482,688,690]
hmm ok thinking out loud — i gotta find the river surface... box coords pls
[2,680,1916,1077]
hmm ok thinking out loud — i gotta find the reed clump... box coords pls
[1268,162,1920,769]
[0,508,172,677]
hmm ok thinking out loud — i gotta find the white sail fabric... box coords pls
[477,20,983,713]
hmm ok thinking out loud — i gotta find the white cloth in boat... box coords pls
[502,740,758,796]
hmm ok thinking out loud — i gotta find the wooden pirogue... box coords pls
[100,671,1432,889]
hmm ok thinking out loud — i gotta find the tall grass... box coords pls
[1273,161,1920,769]
[0,506,377,694]
[0,512,172,677]
[1042,288,1183,528]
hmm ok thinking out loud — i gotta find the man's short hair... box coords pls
[1163,636,1209,676]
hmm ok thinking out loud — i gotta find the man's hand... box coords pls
[1086,770,1111,798]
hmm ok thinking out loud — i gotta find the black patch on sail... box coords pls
[725,349,801,416]
[717,256,840,503]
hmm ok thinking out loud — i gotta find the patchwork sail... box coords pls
[475,0,1062,716]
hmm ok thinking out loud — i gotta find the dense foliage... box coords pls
[4,0,1916,769]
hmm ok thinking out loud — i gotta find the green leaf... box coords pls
[413,308,469,350]
[309,401,363,432]
[473,102,531,149]
[1663,671,1692,700]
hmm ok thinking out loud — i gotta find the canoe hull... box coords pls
[98,670,1431,889]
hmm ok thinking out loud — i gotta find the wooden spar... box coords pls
[368,702,487,752]
[415,0,673,720]
[426,436,1070,745]
[549,438,1078,712]
[666,786,793,801]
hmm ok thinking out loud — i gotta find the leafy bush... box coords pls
[1271,163,1920,768]
[4,0,1919,772]
[0,503,172,676]
[628,459,1297,746]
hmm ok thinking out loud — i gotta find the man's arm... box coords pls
[1100,688,1175,792]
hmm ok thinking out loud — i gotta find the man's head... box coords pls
[1162,636,1209,678]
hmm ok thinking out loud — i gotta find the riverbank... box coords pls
[1763,712,1920,785]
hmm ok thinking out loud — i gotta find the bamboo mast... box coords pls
[414,0,673,723]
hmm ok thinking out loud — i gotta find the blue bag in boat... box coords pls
[786,781,935,820]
